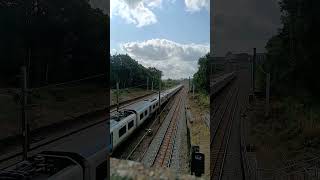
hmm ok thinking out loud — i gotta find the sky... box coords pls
[212,0,282,56]
[109,0,210,79]
[89,0,282,77]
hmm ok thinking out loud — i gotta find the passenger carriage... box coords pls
[109,85,183,153]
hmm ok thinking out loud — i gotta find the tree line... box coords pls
[110,54,162,89]
[193,53,211,94]
[264,0,320,99]
[0,0,108,88]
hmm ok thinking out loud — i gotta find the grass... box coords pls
[248,96,320,169]
[0,83,109,138]
[192,92,209,110]
[110,88,153,105]
[0,85,154,139]
[187,92,210,179]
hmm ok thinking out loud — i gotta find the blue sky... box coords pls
[110,0,210,79]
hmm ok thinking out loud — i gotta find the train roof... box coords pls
[37,121,108,159]
[124,100,151,113]
[144,96,158,102]
[110,111,135,129]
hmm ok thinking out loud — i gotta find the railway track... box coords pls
[210,83,240,180]
[122,91,178,161]
[0,91,158,169]
[211,79,235,122]
[210,72,236,129]
[151,92,183,168]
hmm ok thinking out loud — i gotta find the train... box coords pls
[210,72,236,95]
[109,84,183,153]
[0,84,183,180]
[0,149,108,180]
[0,110,109,180]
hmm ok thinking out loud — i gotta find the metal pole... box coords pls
[265,73,270,117]
[189,77,191,92]
[21,66,29,160]
[192,82,195,99]
[253,48,256,93]
[158,75,161,124]
[116,82,119,112]
[151,81,154,91]
[27,48,31,87]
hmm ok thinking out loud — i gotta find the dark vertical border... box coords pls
[106,3,110,179]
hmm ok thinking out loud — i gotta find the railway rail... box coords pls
[0,86,182,179]
[210,81,240,180]
[151,92,183,168]
[110,86,182,160]
[123,91,178,161]
[0,91,159,169]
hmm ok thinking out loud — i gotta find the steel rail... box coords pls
[218,95,239,180]
[211,81,235,123]
[0,90,160,169]
[125,89,181,160]
[210,86,238,145]
[152,92,183,167]
[210,87,239,179]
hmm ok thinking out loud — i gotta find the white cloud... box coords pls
[110,49,118,55]
[145,0,163,8]
[185,0,209,12]
[111,0,162,27]
[120,39,209,79]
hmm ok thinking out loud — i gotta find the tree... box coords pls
[110,54,162,89]
[265,0,320,97]
[193,53,210,94]
[0,0,108,87]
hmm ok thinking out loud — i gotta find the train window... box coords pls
[119,126,126,138]
[144,110,147,116]
[140,113,143,120]
[149,107,151,112]
[128,120,134,129]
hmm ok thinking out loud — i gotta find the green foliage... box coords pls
[110,54,162,89]
[0,0,108,88]
[162,79,179,89]
[265,0,320,98]
[193,53,210,94]
[194,92,209,109]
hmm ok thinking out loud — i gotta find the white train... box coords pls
[0,122,109,180]
[108,84,183,152]
[0,85,182,180]
[210,72,236,95]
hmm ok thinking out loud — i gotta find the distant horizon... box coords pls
[110,53,201,80]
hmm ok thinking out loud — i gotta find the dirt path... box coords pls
[186,93,210,179]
